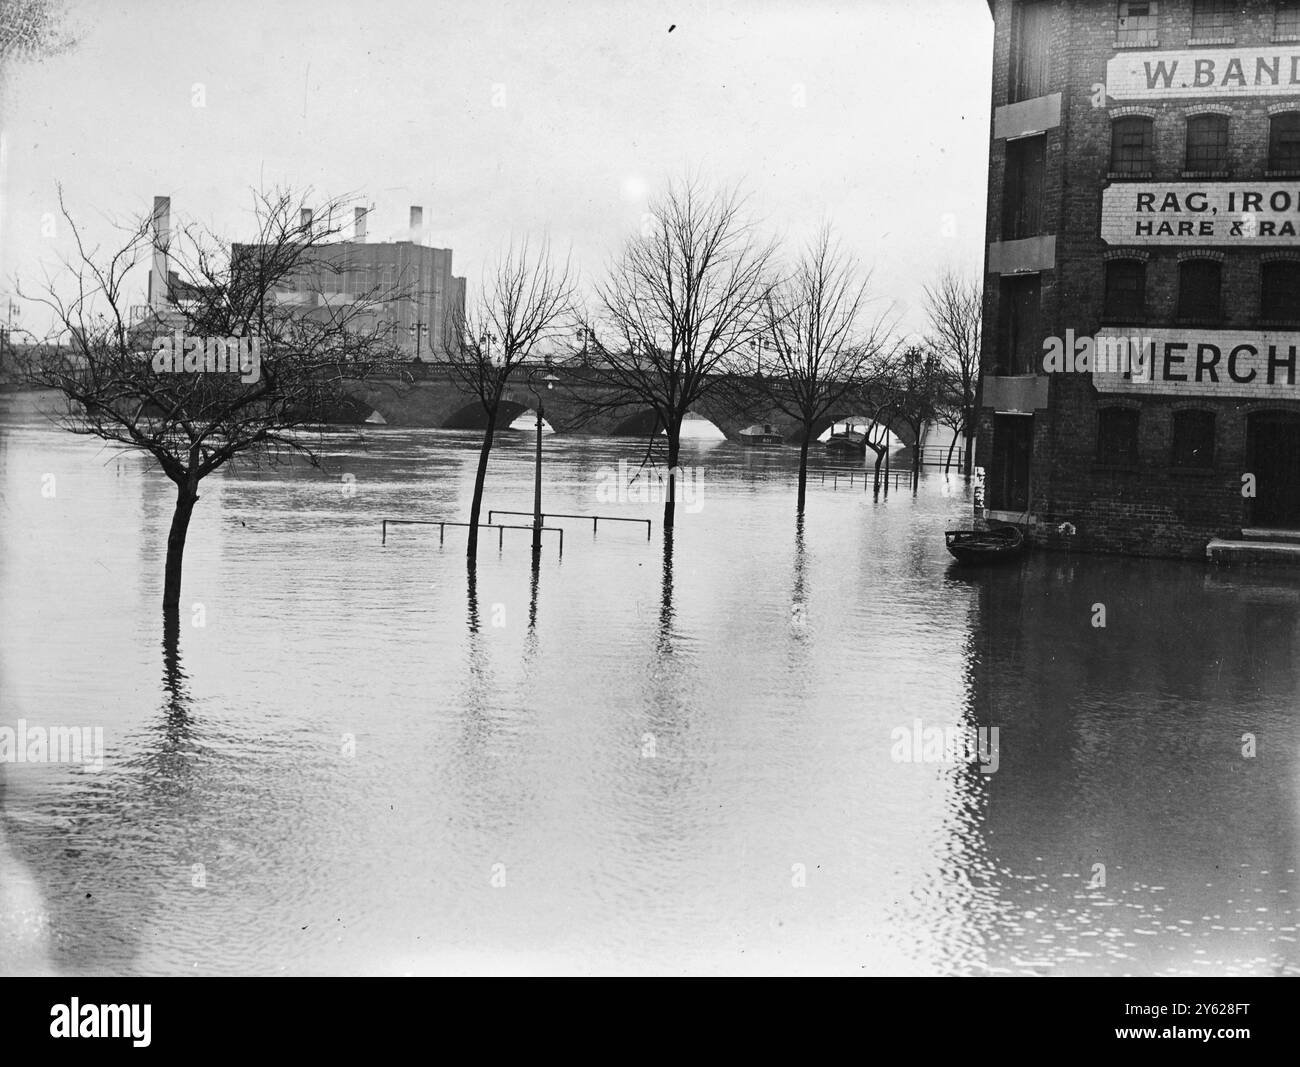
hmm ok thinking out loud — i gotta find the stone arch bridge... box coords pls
[333,362,920,447]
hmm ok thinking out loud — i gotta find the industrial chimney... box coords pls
[354,207,367,242]
[409,206,423,245]
[150,196,170,310]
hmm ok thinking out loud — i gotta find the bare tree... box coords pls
[891,344,946,490]
[754,225,897,512]
[923,269,981,478]
[20,188,403,614]
[445,235,577,560]
[593,176,775,531]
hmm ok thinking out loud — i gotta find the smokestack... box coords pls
[409,206,423,244]
[150,196,170,309]
[354,207,367,242]
[300,207,313,231]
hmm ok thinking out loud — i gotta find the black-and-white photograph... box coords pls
[0,0,1295,1011]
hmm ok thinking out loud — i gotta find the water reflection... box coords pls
[1,394,1297,975]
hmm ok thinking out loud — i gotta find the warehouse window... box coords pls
[1261,260,1300,319]
[1171,410,1216,468]
[996,274,1042,376]
[1111,116,1154,173]
[1177,259,1222,321]
[1191,0,1234,38]
[1011,1,1052,102]
[1117,1,1158,44]
[1104,259,1146,321]
[1279,0,1300,37]
[1003,135,1045,240]
[1097,407,1140,467]
[1185,114,1228,171]
[1269,112,1300,170]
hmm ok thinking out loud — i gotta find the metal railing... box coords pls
[804,467,914,489]
[488,510,652,539]
[382,519,563,553]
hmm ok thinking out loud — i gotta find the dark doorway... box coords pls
[1248,412,1300,527]
[989,414,1033,512]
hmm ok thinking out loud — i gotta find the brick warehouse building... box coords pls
[975,0,1300,559]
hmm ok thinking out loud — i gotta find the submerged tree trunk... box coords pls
[163,480,199,612]
[467,404,499,560]
[796,429,811,514]
[663,420,682,533]
[945,434,958,474]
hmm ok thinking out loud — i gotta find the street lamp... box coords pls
[408,321,426,358]
[527,367,561,553]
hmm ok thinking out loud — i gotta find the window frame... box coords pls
[1191,0,1235,40]
[1111,115,1155,174]
[1097,407,1141,468]
[1011,0,1052,103]
[1003,134,1046,240]
[1170,409,1216,469]
[1117,0,1159,45]
[1269,112,1300,171]
[1176,258,1223,322]
[1103,258,1147,322]
[1278,0,1300,38]
[996,273,1043,376]
[1261,259,1300,321]
[1185,113,1229,172]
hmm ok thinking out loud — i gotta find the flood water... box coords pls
[1,392,1297,976]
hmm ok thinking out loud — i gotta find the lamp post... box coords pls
[408,321,426,358]
[527,367,561,553]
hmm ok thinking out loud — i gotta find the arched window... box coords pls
[1171,410,1215,468]
[1104,259,1146,321]
[1261,260,1300,320]
[1111,116,1154,173]
[1097,407,1140,466]
[1185,114,1228,170]
[1177,258,1222,320]
[1269,112,1300,170]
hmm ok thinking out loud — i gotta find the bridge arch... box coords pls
[443,399,530,431]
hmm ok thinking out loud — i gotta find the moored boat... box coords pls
[944,525,1026,564]
[740,423,784,446]
[825,429,866,456]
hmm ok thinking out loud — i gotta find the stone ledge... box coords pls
[1206,537,1300,565]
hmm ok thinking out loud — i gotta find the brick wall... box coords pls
[978,0,1300,559]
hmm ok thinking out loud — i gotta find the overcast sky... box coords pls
[0,0,993,337]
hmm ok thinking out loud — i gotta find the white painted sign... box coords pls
[1107,46,1300,100]
[1102,183,1300,244]
[1091,329,1300,397]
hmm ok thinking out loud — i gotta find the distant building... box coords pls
[146,198,467,360]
